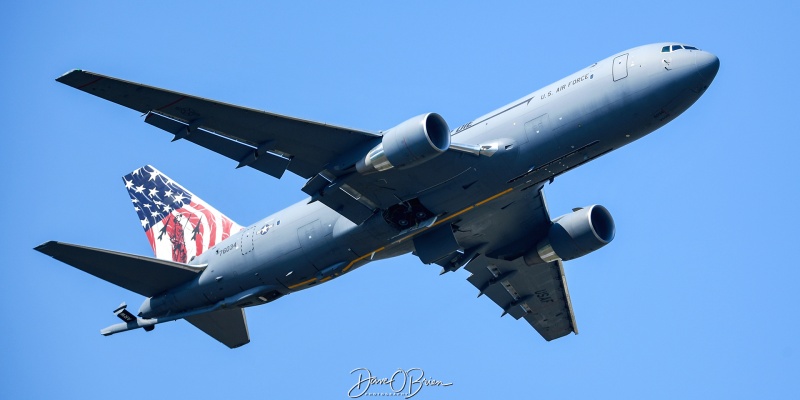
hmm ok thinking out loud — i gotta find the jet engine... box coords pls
[356,113,450,174]
[523,205,615,265]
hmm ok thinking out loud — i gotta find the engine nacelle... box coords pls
[356,113,450,174]
[523,205,615,265]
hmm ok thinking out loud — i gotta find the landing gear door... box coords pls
[413,223,460,265]
[613,53,628,81]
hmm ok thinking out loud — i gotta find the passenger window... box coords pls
[662,46,670,52]
[672,45,683,51]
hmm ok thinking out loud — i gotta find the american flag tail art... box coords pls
[122,165,243,263]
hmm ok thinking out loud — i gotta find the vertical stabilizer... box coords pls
[123,165,243,262]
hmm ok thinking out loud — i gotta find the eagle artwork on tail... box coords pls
[124,165,243,263]
[158,214,188,263]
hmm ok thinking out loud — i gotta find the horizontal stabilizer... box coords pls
[185,308,250,349]
[34,241,204,297]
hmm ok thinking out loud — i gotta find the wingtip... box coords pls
[55,69,102,88]
[56,69,83,82]
[33,240,58,253]
[229,339,251,349]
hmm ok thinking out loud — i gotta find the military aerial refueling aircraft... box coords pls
[36,43,719,348]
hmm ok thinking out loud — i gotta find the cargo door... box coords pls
[240,225,256,255]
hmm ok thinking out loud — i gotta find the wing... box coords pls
[56,70,381,180]
[465,256,577,341]
[57,70,479,224]
[436,186,578,341]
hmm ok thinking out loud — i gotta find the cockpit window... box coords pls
[662,44,700,53]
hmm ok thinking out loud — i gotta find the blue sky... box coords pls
[3,1,799,399]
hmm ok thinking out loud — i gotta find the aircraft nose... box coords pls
[696,51,720,82]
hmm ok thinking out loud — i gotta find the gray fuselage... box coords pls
[139,43,719,318]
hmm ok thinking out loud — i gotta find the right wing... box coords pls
[465,256,577,341]
[434,186,578,341]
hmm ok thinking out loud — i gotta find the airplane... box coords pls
[35,42,719,348]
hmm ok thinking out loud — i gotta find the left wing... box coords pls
[56,70,380,180]
[57,70,479,225]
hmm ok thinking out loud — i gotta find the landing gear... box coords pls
[383,198,434,230]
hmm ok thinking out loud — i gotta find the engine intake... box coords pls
[524,205,615,265]
[356,113,450,174]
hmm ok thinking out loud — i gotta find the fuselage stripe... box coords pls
[296,188,515,288]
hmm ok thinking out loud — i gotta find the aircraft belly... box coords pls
[273,250,318,289]
[418,143,523,216]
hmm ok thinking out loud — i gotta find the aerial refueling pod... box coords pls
[524,205,615,265]
[356,113,450,174]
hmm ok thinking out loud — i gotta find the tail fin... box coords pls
[123,165,243,262]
